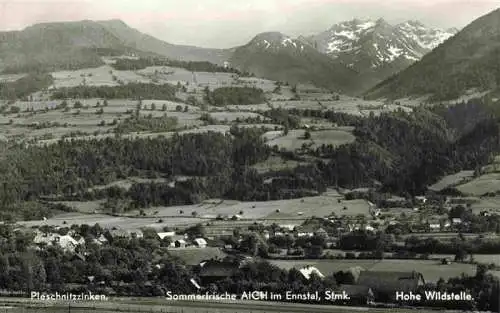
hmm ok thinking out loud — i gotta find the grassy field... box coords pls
[264,129,355,151]
[270,259,477,283]
[17,212,204,231]
[251,156,309,173]
[430,254,500,265]
[208,112,264,122]
[15,189,371,232]
[309,129,356,148]
[0,297,456,313]
[455,172,500,196]
[428,170,474,192]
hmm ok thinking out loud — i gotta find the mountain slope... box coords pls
[97,20,232,65]
[364,9,500,101]
[230,32,360,94]
[0,19,232,74]
[0,20,147,73]
[303,19,457,91]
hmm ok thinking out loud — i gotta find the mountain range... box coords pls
[299,18,457,91]
[1,12,498,99]
[365,8,500,101]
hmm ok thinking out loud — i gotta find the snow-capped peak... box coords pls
[304,18,458,69]
[251,32,304,51]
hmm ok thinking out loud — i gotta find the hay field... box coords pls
[455,172,500,196]
[430,254,500,265]
[17,212,204,231]
[264,129,355,151]
[310,129,356,148]
[251,156,308,173]
[469,197,500,214]
[138,190,367,221]
[428,171,474,192]
[226,103,271,111]
[209,112,264,122]
[270,259,477,283]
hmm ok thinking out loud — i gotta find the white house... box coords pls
[223,61,230,69]
[57,235,79,252]
[34,233,80,252]
[279,224,297,231]
[110,229,143,239]
[299,266,325,280]
[429,223,441,232]
[364,225,376,232]
[415,196,427,204]
[452,218,463,225]
[193,238,207,248]
[93,234,108,245]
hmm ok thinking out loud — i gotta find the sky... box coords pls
[0,0,498,48]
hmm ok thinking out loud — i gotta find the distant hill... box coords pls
[230,32,360,94]
[0,19,232,74]
[301,18,457,92]
[364,9,500,101]
[97,19,232,65]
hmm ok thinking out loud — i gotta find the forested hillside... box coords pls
[0,98,498,220]
[365,9,500,101]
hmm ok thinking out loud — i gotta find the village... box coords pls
[2,190,493,310]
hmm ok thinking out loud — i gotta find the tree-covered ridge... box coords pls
[0,48,106,74]
[51,83,178,100]
[114,115,179,134]
[110,57,245,75]
[0,73,53,100]
[203,86,266,106]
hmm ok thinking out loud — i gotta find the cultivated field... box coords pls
[17,212,204,231]
[208,112,264,122]
[0,297,446,313]
[456,172,500,196]
[264,128,355,151]
[428,170,474,192]
[270,259,477,283]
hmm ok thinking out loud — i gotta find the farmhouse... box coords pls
[110,229,143,239]
[356,271,425,301]
[174,239,186,248]
[33,233,81,252]
[452,218,463,225]
[336,285,374,305]
[414,196,427,204]
[299,266,325,280]
[157,232,175,239]
[199,261,239,285]
[193,238,207,248]
[428,222,441,232]
[314,228,328,237]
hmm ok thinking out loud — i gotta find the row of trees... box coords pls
[51,83,178,101]
[203,86,266,106]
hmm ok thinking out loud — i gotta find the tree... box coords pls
[9,106,20,114]
[304,131,311,140]
[151,103,156,111]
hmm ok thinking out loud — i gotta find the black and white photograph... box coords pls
[0,0,499,312]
